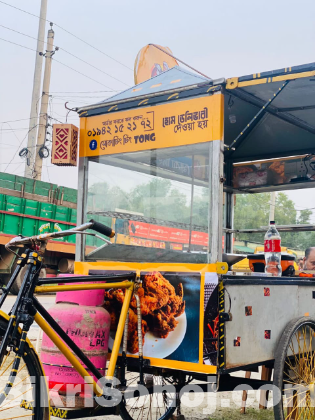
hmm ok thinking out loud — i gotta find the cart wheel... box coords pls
[274,316,315,420]
[118,370,177,420]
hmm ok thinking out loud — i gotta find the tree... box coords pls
[298,209,312,224]
[234,192,315,251]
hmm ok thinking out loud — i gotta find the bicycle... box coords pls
[0,221,178,420]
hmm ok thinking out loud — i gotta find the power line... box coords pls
[0,115,45,124]
[0,36,114,89]
[3,125,39,172]
[0,35,36,52]
[53,58,115,89]
[0,23,130,87]
[0,127,33,131]
[0,161,26,165]
[59,48,130,87]
[0,0,132,71]
[50,90,119,93]
[50,95,114,98]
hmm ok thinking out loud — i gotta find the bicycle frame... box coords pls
[0,251,136,399]
[33,279,134,395]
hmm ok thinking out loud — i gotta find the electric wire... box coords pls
[0,0,132,71]
[53,58,115,90]
[59,48,130,87]
[1,121,24,143]
[0,36,114,88]
[0,117,38,124]
[0,127,33,131]
[51,95,113,98]
[50,90,119,93]
[0,114,47,125]
[3,125,39,172]
[0,23,130,87]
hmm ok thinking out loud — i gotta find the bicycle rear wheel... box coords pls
[0,317,49,420]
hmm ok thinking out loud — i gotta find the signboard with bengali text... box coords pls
[79,95,223,157]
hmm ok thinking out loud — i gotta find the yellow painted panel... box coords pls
[79,94,224,157]
[74,260,219,275]
[122,354,217,374]
[227,70,315,90]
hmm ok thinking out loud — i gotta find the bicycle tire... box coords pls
[273,316,315,420]
[118,371,177,420]
[0,316,49,420]
[9,266,46,296]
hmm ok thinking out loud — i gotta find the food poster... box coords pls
[203,273,219,366]
[102,270,201,363]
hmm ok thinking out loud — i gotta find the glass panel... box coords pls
[233,155,315,190]
[84,143,211,263]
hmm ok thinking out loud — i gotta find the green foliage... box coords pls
[234,193,315,251]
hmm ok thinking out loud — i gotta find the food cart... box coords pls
[72,62,315,420]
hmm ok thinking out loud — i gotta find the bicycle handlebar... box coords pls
[5,221,115,249]
[89,219,115,238]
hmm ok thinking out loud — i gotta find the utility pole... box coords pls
[24,0,48,178]
[34,24,56,181]
[269,191,276,222]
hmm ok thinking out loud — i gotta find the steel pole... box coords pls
[208,140,224,263]
[34,25,54,180]
[24,0,48,178]
[269,191,276,222]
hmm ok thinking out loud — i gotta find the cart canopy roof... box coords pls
[78,62,315,164]
[100,66,209,103]
[224,62,315,163]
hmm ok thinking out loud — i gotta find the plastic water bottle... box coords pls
[264,221,282,276]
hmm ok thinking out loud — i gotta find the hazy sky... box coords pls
[0,0,315,220]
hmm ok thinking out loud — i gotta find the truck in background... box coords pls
[0,171,78,293]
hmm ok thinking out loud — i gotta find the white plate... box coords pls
[108,312,187,359]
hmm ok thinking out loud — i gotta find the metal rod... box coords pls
[123,310,129,354]
[37,272,136,285]
[35,281,134,294]
[0,258,25,308]
[226,81,290,154]
[149,43,212,80]
[134,293,144,384]
[106,286,133,379]
[224,224,315,233]
[188,154,195,252]
[227,87,315,137]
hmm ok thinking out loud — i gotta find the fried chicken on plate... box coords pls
[104,272,185,353]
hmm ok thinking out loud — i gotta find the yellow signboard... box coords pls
[79,94,223,158]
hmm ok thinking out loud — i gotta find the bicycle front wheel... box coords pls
[118,371,177,420]
[0,317,49,420]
